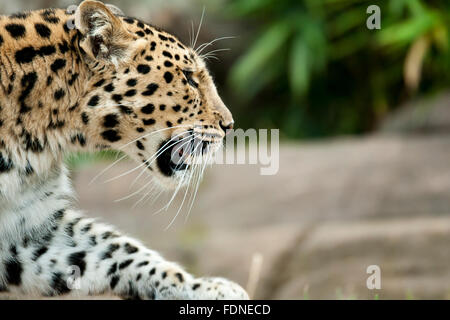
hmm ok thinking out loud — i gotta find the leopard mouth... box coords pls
[156,140,189,177]
[156,136,213,177]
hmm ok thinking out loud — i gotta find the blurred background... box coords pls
[3,0,450,299]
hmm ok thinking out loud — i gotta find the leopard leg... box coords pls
[0,206,248,300]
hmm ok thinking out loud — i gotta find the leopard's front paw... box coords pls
[188,277,249,300]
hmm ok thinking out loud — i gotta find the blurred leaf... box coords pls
[377,12,437,47]
[225,0,450,138]
[229,20,291,96]
[227,0,280,16]
[289,34,310,99]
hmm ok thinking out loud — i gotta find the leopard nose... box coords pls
[219,120,234,134]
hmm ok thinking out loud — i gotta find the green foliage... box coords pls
[226,0,450,138]
[65,150,125,171]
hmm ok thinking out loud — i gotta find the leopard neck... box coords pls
[0,9,107,205]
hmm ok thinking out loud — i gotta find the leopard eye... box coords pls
[182,70,198,88]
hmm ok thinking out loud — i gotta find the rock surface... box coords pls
[71,134,450,299]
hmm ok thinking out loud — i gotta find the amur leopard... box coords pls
[0,0,248,300]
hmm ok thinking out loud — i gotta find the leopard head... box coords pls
[75,1,233,189]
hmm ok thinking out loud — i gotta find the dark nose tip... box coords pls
[219,120,234,134]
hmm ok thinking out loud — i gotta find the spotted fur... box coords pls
[0,1,247,300]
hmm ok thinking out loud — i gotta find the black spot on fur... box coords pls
[175,273,184,282]
[41,9,60,24]
[10,12,30,19]
[81,112,89,124]
[0,153,14,173]
[54,88,65,101]
[5,247,22,286]
[137,261,149,267]
[104,83,115,92]
[162,51,173,59]
[107,263,117,276]
[5,23,26,39]
[88,95,100,107]
[15,45,56,64]
[23,131,44,153]
[164,61,173,68]
[112,94,122,103]
[50,272,71,295]
[32,246,48,261]
[58,41,70,54]
[50,59,66,73]
[102,231,113,240]
[119,259,133,270]
[39,45,56,56]
[67,251,86,277]
[110,275,120,289]
[93,79,105,87]
[35,23,51,38]
[163,72,173,83]
[137,64,150,74]
[136,141,145,151]
[143,118,155,126]
[142,83,158,96]
[101,130,121,142]
[68,73,79,86]
[172,105,181,112]
[102,244,120,260]
[103,114,119,128]
[89,236,97,246]
[19,72,38,113]
[24,161,34,176]
[124,89,136,97]
[126,79,137,87]
[141,104,155,114]
[118,105,133,115]
[53,209,65,221]
[81,223,92,233]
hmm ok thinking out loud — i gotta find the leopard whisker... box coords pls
[163,137,202,206]
[132,182,158,209]
[103,132,191,184]
[138,133,194,177]
[200,48,231,59]
[129,134,195,189]
[114,177,155,202]
[195,36,235,55]
[185,145,212,223]
[202,56,220,62]
[193,6,206,50]
[154,137,203,216]
[89,151,128,186]
[118,124,191,151]
[164,141,204,229]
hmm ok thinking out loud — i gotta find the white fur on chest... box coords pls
[0,159,73,248]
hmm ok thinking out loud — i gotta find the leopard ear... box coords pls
[75,0,132,66]
[105,4,124,16]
